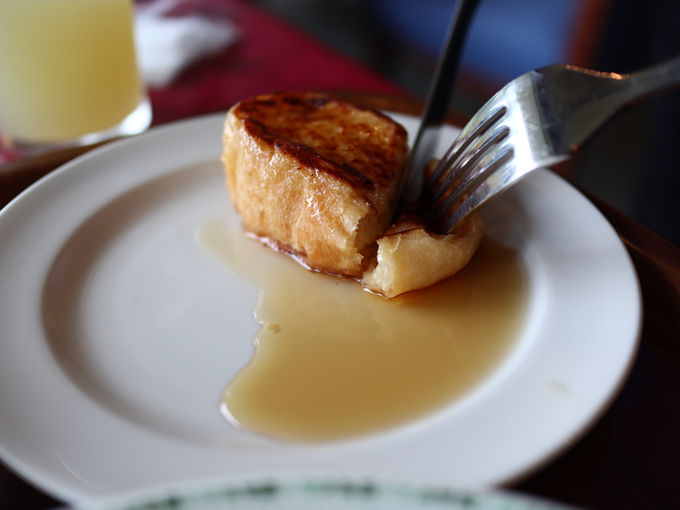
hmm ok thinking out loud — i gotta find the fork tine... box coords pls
[425,106,507,191]
[431,146,514,233]
[426,126,510,205]
[419,57,680,233]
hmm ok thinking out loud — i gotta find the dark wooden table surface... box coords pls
[1,1,678,509]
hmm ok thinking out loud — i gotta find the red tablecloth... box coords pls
[146,0,404,124]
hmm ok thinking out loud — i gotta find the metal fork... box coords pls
[419,55,680,233]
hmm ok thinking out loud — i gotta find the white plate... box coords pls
[0,113,640,505]
[64,479,577,510]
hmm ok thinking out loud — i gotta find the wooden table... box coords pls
[1,2,678,509]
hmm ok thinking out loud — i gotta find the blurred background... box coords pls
[253,0,680,245]
[2,0,677,246]
[1,3,678,509]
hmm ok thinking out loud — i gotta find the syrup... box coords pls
[198,217,527,442]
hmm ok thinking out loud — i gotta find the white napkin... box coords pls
[135,0,239,88]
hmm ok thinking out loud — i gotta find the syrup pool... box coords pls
[197,216,527,442]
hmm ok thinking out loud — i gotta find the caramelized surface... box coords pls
[232,92,407,198]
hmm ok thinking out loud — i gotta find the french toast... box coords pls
[362,214,485,298]
[222,92,408,276]
[222,92,484,297]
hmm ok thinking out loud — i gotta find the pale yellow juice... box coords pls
[0,0,143,143]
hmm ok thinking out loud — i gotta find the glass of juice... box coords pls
[0,0,151,153]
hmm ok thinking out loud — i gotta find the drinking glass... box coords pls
[0,0,151,154]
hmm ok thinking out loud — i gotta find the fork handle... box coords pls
[625,54,680,104]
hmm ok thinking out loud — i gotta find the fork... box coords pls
[417,55,680,234]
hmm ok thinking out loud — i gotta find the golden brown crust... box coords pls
[231,92,407,198]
